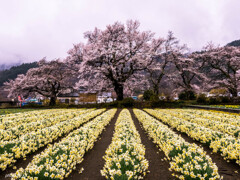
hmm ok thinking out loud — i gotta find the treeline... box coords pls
[3,20,240,106]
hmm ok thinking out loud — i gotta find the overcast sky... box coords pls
[0,0,239,64]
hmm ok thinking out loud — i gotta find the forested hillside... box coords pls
[0,62,38,86]
[226,40,240,47]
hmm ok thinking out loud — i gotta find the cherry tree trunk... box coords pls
[229,88,238,97]
[114,84,124,101]
[153,85,159,95]
[49,96,57,106]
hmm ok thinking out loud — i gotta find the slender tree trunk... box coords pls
[114,83,124,101]
[49,96,57,106]
[153,84,159,95]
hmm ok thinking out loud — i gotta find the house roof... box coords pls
[58,92,80,98]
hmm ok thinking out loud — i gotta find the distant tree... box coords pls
[65,43,84,72]
[196,44,240,97]
[170,44,206,94]
[74,20,157,100]
[4,59,74,106]
[145,32,179,95]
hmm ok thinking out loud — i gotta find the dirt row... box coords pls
[129,109,175,180]
[1,108,240,179]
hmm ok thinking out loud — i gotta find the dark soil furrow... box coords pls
[66,109,121,180]
[0,109,107,180]
[129,109,176,180]
[143,109,240,180]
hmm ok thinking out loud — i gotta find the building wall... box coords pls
[79,93,97,103]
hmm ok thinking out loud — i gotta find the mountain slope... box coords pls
[226,40,240,47]
[0,62,38,86]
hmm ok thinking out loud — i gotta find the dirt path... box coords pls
[66,109,121,180]
[129,109,176,180]
[0,109,107,180]
[143,109,240,180]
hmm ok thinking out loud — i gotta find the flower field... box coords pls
[145,109,240,165]
[209,105,240,110]
[134,109,220,180]
[0,108,104,170]
[0,108,239,179]
[12,109,117,179]
[101,109,148,179]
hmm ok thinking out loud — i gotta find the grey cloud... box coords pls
[0,0,239,64]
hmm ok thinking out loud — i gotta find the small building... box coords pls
[58,92,80,104]
[79,93,97,104]
[58,92,97,104]
[97,92,117,103]
[207,88,236,97]
[0,88,15,106]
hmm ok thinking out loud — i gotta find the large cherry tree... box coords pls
[75,20,156,100]
[196,44,240,97]
[5,59,74,106]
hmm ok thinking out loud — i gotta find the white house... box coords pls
[97,92,116,103]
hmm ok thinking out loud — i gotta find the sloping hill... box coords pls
[0,62,38,86]
[226,40,240,47]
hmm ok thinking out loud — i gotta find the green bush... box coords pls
[208,97,221,105]
[119,98,135,107]
[179,90,196,100]
[143,90,155,101]
[22,103,43,108]
[220,96,231,103]
[150,93,159,101]
[150,100,164,108]
[196,94,207,104]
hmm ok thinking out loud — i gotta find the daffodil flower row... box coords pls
[11,109,117,180]
[101,109,149,180]
[0,109,105,171]
[134,109,220,180]
[0,109,93,141]
[0,109,34,116]
[156,109,240,138]
[145,109,240,166]
[176,109,240,127]
[0,109,83,130]
[210,105,240,109]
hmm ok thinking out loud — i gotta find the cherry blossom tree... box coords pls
[4,59,74,106]
[75,20,155,100]
[171,54,206,94]
[145,32,179,95]
[196,44,240,97]
[65,43,84,73]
